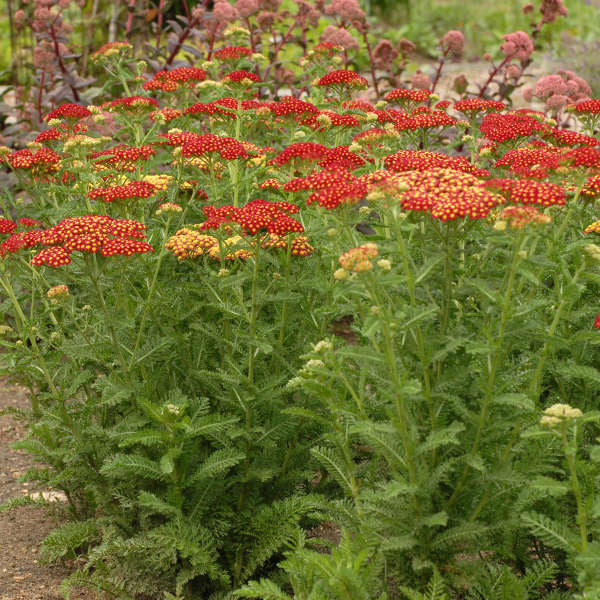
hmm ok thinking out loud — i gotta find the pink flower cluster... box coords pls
[528,70,592,111]
[500,31,534,63]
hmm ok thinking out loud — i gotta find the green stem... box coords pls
[127,216,172,371]
[247,242,261,385]
[528,260,585,401]
[0,271,59,398]
[446,231,525,511]
[562,423,588,552]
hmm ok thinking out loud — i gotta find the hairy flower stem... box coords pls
[0,271,59,402]
[87,256,129,379]
[562,423,588,552]
[395,220,434,440]
[128,216,173,372]
[247,242,261,385]
[439,221,456,337]
[528,260,585,401]
[277,237,293,348]
[447,231,525,511]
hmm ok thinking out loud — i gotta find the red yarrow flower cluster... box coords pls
[480,111,548,143]
[199,199,302,235]
[180,133,249,161]
[0,218,17,235]
[384,150,488,177]
[270,142,329,167]
[485,178,566,206]
[142,67,207,91]
[88,181,157,203]
[105,96,159,114]
[385,88,432,111]
[214,46,253,61]
[454,98,505,115]
[1,215,151,266]
[268,97,319,117]
[45,103,91,122]
[316,70,368,89]
[394,109,456,132]
[391,168,504,221]
[91,145,155,171]
[6,148,61,177]
[222,70,261,84]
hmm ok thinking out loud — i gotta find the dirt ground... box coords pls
[0,378,94,600]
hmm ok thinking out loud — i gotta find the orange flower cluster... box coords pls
[339,243,378,272]
[584,219,600,234]
[498,206,552,229]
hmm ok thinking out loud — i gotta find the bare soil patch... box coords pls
[0,378,94,600]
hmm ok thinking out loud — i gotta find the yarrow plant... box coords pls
[2,2,600,600]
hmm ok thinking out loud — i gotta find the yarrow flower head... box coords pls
[45,103,91,122]
[485,178,566,207]
[0,218,17,235]
[90,41,132,61]
[316,70,368,95]
[214,46,253,61]
[46,284,69,304]
[88,181,157,203]
[4,215,152,267]
[156,202,183,215]
[540,403,583,426]
[385,88,431,111]
[104,96,159,115]
[142,67,207,91]
[496,205,552,229]
[339,243,378,272]
[390,168,504,222]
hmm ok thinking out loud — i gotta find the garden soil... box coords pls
[0,378,94,600]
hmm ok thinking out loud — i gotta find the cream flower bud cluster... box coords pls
[540,403,583,426]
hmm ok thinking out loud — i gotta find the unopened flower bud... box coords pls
[494,221,507,231]
[334,268,348,280]
[377,259,392,270]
